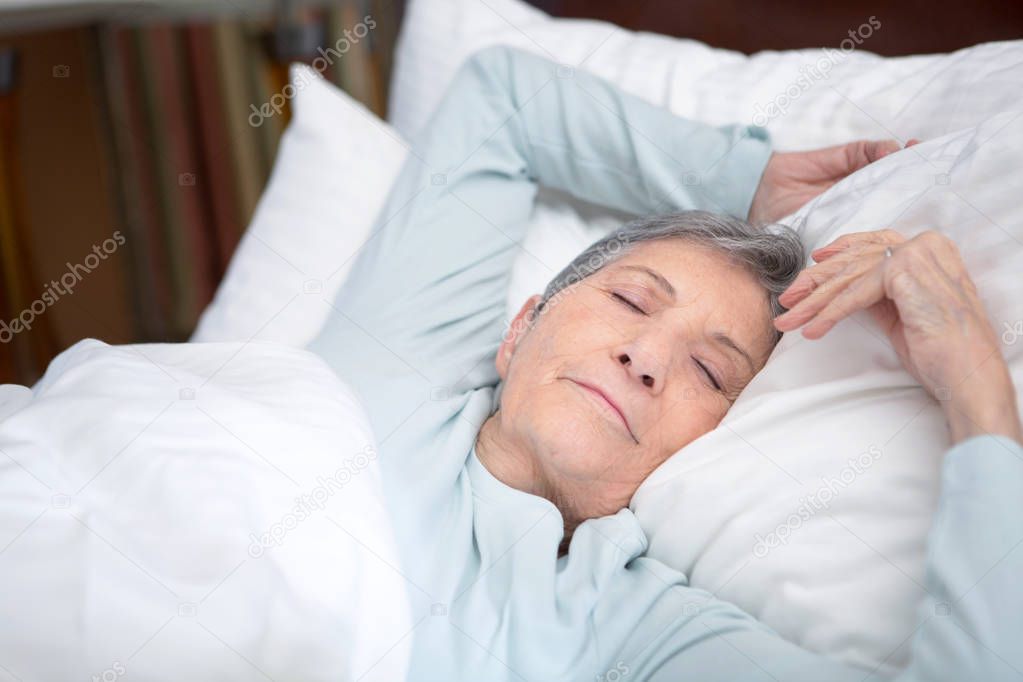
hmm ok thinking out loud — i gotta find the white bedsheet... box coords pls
[0,339,410,682]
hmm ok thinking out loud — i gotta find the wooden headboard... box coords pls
[527,0,1023,57]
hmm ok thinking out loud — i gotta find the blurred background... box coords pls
[1,0,1021,386]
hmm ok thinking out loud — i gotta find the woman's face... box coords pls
[495,239,778,517]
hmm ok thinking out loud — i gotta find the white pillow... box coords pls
[634,112,1023,674]
[388,0,1023,673]
[389,0,1023,325]
[191,64,409,346]
[390,0,1023,150]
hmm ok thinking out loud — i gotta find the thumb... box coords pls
[863,139,903,163]
[831,139,900,176]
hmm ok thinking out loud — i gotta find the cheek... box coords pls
[498,326,565,424]
[647,393,728,456]
[512,303,605,374]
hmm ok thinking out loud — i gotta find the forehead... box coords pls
[602,239,777,354]
[612,238,747,278]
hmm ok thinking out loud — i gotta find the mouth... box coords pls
[564,378,638,444]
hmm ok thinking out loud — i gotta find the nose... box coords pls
[614,339,668,393]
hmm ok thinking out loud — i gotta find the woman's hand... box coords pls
[774,228,1023,446]
[748,139,919,225]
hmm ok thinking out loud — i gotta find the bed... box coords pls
[2,0,1022,679]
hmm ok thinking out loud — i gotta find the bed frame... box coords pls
[527,0,1023,57]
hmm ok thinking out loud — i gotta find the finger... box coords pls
[810,233,863,261]
[907,230,963,282]
[863,139,903,163]
[906,138,921,147]
[801,265,886,339]
[811,228,906,263]
[811,242,852,262]
[811,229,891,262]
[779,257,851,309]
[831,140,878,175]
[774,256,874,332]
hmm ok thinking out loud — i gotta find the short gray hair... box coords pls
[537,210,804,342]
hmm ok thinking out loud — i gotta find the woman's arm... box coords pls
[628,432,1023,682]
[309,45,772,415]
[623,229,1023,680]
[772,229,1023,679]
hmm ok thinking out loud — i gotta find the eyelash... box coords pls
[611,291,646,315]
[694,358,722,391]
[610,290,724,393]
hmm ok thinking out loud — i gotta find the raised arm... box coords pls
[309,45,773,410]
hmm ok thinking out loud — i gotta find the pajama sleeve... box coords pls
[308,45,773,420]
[630,433,1023,681]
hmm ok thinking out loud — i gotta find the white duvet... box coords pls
[0,340,410,682]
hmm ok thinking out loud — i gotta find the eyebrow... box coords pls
[618,264,756,374]
[712,331,755,375]
[619,265,676,298]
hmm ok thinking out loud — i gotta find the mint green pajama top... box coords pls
[309,45,1023,681]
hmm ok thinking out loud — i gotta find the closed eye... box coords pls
[611,292,646,315]
[694,358,722,391]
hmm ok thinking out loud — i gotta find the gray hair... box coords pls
[536,210,804,342]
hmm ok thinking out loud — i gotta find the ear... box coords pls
[496,294,543,380]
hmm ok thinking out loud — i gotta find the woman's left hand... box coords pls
[748,138,919,225]
[773,228,1022,445]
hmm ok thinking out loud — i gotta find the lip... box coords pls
[564,378,637,443]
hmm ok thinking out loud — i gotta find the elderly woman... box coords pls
[309,46,1022,680]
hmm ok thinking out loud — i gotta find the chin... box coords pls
[523,390,621,481]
